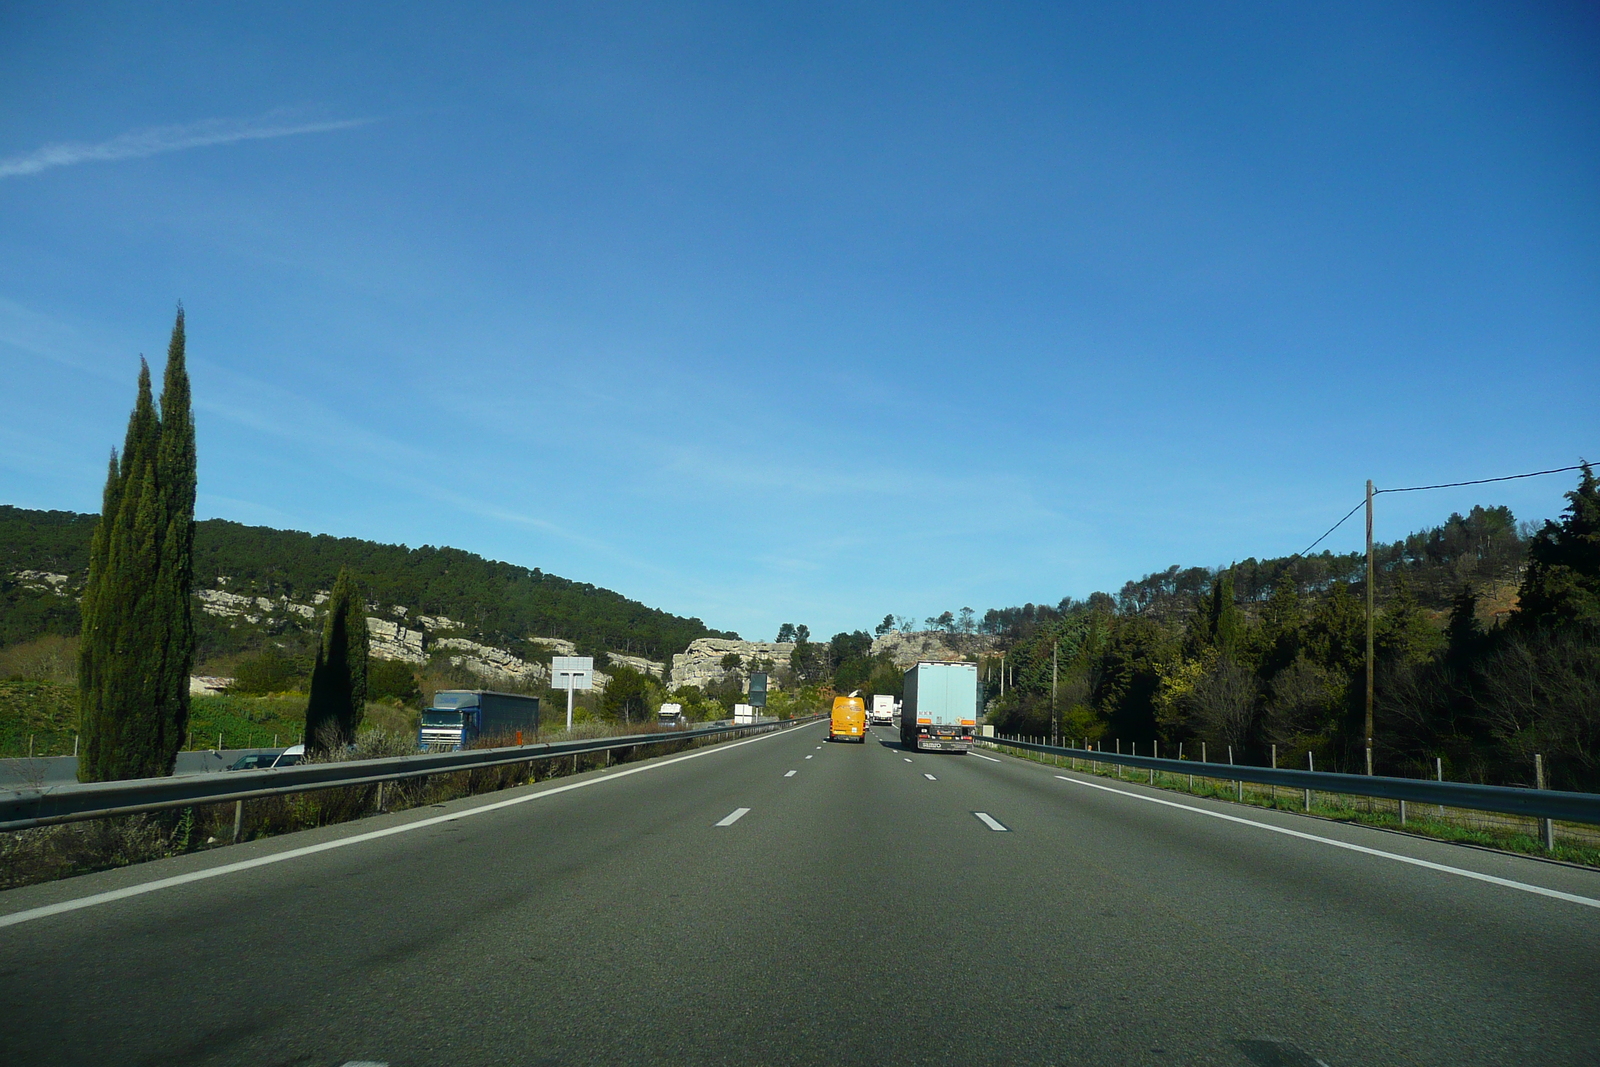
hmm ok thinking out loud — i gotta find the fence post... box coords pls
[1536,754,1555,851]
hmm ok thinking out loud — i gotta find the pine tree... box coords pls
[1514,464,1600,629]
[77,308,198,782]
[304,568,369,751]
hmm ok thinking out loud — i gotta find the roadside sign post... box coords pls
[550,656,595,732]
[748,672,767,709]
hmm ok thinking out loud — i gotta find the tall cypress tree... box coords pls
[304,568,369,752]
[78,308,197,782]
[152,309,196,771]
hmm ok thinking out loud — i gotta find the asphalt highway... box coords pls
[2,720,1597,1066]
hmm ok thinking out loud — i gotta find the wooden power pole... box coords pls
[1365,478,1375,772]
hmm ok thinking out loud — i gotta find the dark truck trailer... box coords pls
[899,661,979,753]
[419,690,540,751]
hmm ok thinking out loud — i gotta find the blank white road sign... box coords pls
[551,656,594,690]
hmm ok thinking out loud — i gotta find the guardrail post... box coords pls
[231,799,243,844]
[1180,742,1190,791]
[1536,754,1555,851]
[1228,746,1241,801]
[375,780,385,813]
[1150,741,1156,784]
[1436,757,1445,815]
[1305,751,1313,810]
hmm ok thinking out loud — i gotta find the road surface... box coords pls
[2,720,1596,1065]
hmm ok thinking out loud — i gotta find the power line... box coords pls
[1296,499,1364,557]
[1374,464,1588,495]
[1293,461,1588,558]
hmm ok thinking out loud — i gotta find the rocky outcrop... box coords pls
[366,618,426,665]
[605,652,667,677]
[870,630,994,670]
[671,638,794,690]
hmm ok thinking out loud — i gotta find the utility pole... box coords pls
[1051,640,1059,747]
[1365,478,1375,772]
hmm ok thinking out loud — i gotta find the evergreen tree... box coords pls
[304,567,369,751]
[78,311,195,782]
[1208,567,1242,655]
[1514,464,1600,629]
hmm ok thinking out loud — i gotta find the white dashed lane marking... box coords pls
[715,807,751,827]
[923,773,938,781]
[902,758,913,763]
[973,812,1009,831]
[805,755,814,760]
[784,770,797,777]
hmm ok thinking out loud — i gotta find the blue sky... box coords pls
[1,1,1596,642]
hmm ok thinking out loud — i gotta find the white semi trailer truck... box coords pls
[899,661,978,753]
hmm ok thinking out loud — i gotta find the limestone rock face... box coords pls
[869,630,995,670]
[606,652,667,677]
[671,638,795,690]
[366,617,426,665]
[433,636,545,686]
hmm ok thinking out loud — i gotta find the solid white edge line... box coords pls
[973,812,1009,831]
[0,725,801,930]
[1052,774,1600,910]
[715,807,751,827]
[970,752,1002,763]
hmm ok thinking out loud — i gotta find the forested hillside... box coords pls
[978,472,1600,793]
[0,506,734,659]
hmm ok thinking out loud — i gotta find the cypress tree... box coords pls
[1209,567,1242,655]
[304,568,369,752]
[152,309,196,771]
[77,308,198,782]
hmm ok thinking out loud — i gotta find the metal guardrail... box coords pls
[985,735,1600,825]
[0,718,814,832]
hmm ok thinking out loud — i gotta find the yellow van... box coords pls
[828,694,867,743]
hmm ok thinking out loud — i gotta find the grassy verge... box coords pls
[989,742,1600,869]
[0,682,420,757]
[0,718,778,891]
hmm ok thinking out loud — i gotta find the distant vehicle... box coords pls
[869,694,897,726]
[899,662,978,753]
[419,690,540,751]
[828,693,867,743]
[733,703,757,725]
[658,702,686,728]
[227,745,303,770]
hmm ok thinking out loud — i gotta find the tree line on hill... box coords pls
[981,471,1600,792]
[0,507,734,663]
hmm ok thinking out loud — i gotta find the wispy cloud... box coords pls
[0,113,372,179]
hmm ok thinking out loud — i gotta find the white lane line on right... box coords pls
[784,770,797,777]
[1053,775,1600,910]
[970,752,1002,763]
[715,807,751,827]
[973,812,1009,831]
[923,773,938,781]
